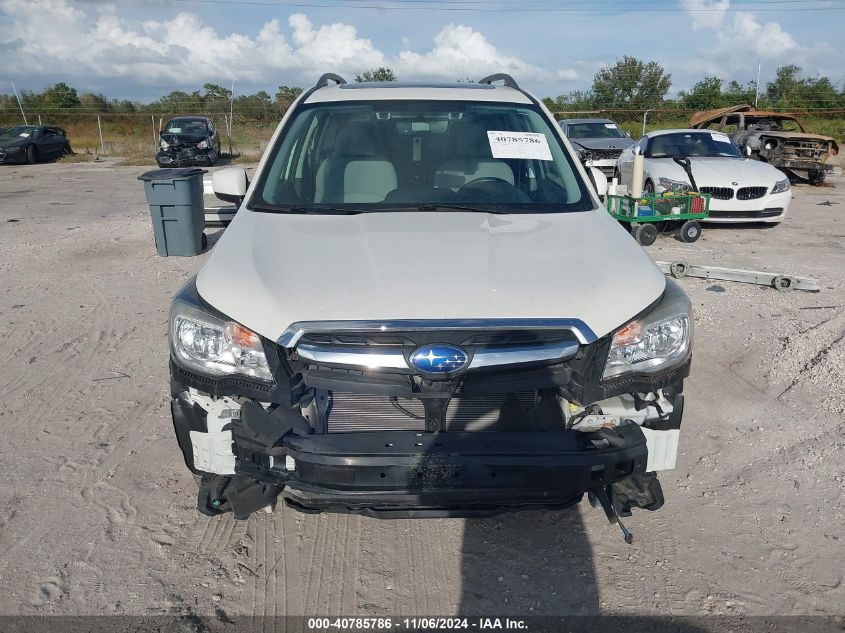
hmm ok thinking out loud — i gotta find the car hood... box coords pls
[571,137,633,151]
[0,137,27,149]
[195,208,666,343]
[648,156,786,187]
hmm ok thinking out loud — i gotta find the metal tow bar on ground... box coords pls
[654,260,820,292]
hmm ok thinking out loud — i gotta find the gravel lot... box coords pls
[0,159,843,624]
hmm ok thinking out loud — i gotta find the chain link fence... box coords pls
[0,110,279,159]
[1,107,842,161]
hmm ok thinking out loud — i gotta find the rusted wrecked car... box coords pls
[689,105,838,184]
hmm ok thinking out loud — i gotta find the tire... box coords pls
[25,144,38,165]
[678,220,701,243]
[208,152,218,167]
[62,142,74,156]
[808,170,826,185]
[643,179,655,194]
[201,233,208,251]
[637,223,658,246]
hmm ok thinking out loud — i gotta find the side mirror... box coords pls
[212,167,248,205]
[744,145,752,157]
[587,166,608,199]
[625,131,632,138]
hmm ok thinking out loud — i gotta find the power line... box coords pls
[169,0,845,11]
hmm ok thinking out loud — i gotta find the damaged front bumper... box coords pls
[171,387,675,519]
[278,427,648,518]
[156,147,214,167]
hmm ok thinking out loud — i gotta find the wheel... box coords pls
[208,150,219,167]
[62,142,74,156]
[629,224,641,241]
[201,233,208,251]
[808,170,826,185]
[637,223,657,246]
[25,144,38,164]
[678,220,701,243]
[643,179,655,194]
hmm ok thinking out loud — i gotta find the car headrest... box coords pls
[452,122,493,157]
[335,124,378,156]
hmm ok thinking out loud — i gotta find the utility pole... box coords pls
[754,62,761,108]
[10,80,27,125]
[228,72,235,155]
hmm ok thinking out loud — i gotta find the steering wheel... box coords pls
[456,177,531,204]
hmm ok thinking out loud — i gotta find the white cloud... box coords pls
[722,11,798,58]
[0,0,552,92]
[680,0,730,30]
[677,0,805,81]
[395,23,545,80]
[556,69,580,81]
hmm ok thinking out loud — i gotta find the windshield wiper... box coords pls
[250,203,363,215]
[416,204,509,214]
[251,202,511,215]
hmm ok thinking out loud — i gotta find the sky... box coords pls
[0,0,843,102]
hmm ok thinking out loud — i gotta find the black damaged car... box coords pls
[0,125,73,164]
[156,116,221,168]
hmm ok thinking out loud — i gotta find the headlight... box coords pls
[658,177,691,193]
[603,280,692,379]
[170,290,273,382]
[771,178,790,194]
[197,139,209,150]
[160,139,169,150]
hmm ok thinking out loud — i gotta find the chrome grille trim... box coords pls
[278,318,597,348]
[469,341,580,369]
[295,340,580,371]
[296,344,408,369]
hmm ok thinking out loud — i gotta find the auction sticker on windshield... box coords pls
[487,131,553,161]
[710,132,732,144]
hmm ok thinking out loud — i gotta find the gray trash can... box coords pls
[138,168,207,256]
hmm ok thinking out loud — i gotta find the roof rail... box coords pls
[478,73,520,90]
[314,73,347,89]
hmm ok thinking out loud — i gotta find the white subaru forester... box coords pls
[168,73,692,541]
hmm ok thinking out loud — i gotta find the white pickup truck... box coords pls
[167,74,691,540]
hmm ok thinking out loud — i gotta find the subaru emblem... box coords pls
[409,344,469,374]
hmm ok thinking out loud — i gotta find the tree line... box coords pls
[1,60,843,118]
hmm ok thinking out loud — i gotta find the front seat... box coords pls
[435,122,514,191]
[314,124,397,203]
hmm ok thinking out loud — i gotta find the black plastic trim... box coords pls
[478,73,520,90]
[314,73,347,88]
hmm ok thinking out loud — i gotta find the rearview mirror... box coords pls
[212,167,248,205]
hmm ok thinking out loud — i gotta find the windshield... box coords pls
[645,132,742,159]
[250,100,592,214]
[0,126,37,140]
[564,122,626,140]
[163,119,207,136]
